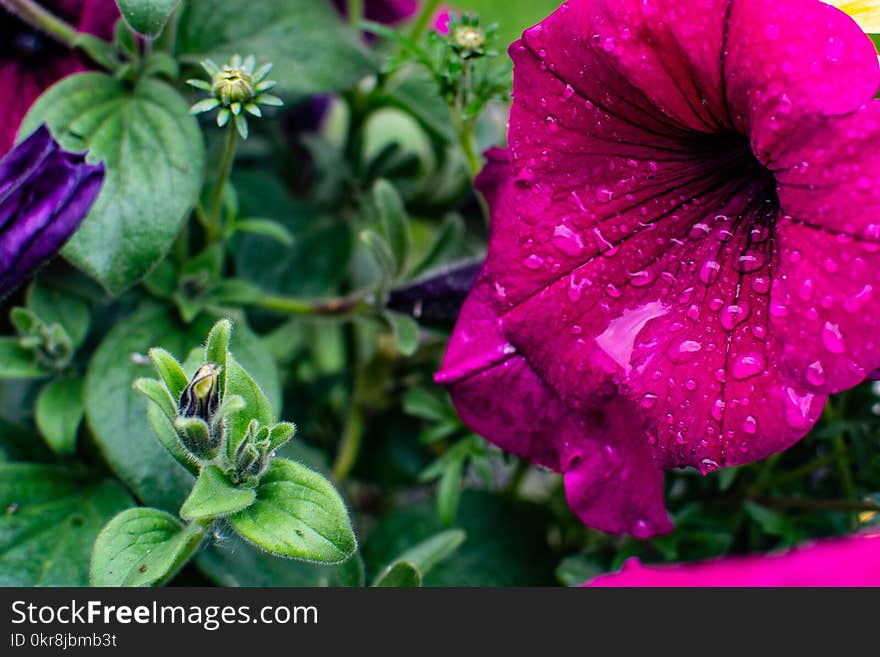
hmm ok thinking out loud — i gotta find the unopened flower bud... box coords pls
[453,26,485,53]
[178,362,222,423]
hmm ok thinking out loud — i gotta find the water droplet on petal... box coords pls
[719,303,751,331]
[821,322,846,354]
[844,284,873,312]
[742,416,758,434]
[783,387,817,430]
[731,352,766,380]
[523,254,544,270]
[552,224,585,256]
[699,259,721,285]
[640,393,659,409]
[806,360,826,386]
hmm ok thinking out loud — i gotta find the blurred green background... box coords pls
[447,0,561,45]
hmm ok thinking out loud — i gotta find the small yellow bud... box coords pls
[453,26,485,52]
[212,66,256,106]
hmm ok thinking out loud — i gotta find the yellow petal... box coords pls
[827,0,880,33]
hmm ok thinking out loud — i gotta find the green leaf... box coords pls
[205,318,231,398]
[26,281,90,348]
[145,402,198,476]
[180,465,256,521]
[35,377,84,456]
[373,561,421,587]
[396,529,466,575]
[0,464,134,586]
[555,554,604,587]
[233,172,352,297]
[0,338,51,379]
[19,73,205,295]
[363,492,557,586]
[116,0,181,38]
[743,501,804,542]
[229,458,356,563]
[148,347,189,400]
[232,218,294,246]
[142,51,180,80]
[133,377,176,419]
[90,508,206,586]
[410,214,466,277]
[176,0,374,96]
[195,534,362,587]
[373,179,411,276]
[223,355,274,458]
[372,529,465,587]
[85,304,280,512]
[267,422,296,451]
[386,312,419,357]
[437,457,464,526]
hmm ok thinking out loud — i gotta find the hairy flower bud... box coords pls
[175,362,226,460]
[178,362,222,422]
[453,26,485,53]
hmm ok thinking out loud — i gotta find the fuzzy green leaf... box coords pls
[19,73,205,294]
[180,465,256,521]
[229,459,356,563]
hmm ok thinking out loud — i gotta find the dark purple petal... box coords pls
[0,0,118,154]
[387,259,482,324]
[0,126,104,298]
[437,0,880,537]
[330,0,417,24]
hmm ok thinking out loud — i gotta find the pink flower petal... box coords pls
[586,531,880,586]
[437,0,880,536]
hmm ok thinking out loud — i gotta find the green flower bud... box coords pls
[178,362,222,423]
[188,55,283,140]
[173,416,222,461]
[453,26,485,53]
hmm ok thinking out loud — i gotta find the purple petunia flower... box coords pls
[586,530,880,587]
[0,0,118,155]
[0,125,104,298]
[436,0,880,537]
[330,0,417,25]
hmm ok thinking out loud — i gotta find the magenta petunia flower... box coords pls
[0,125,105,298]
[0,0,118,154]
[586,531,880,586]
[436,0,880,537]
[330,0,417,25]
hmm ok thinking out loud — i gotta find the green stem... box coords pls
[347,0,363,32]
[823,400,858,505]
[751,497,880,514]
[332,327,366,482]
[408,0,442,41]
[504,458,530,496]
[157,518,213,586]
[0,0,77,47]
[749,451,838,496]
[333,402,364,482]
[208,127,238,241]
[457,119,482,178]
[250,291,368,317]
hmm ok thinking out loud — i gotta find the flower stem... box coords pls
[208,127,238,241]
[332,326,366,481]
[156,518,213,586]
[456,119,482,178]
[408,0,442,41]
[333,401,365,482]
[347,0,363,32]
[250,291,368,317]
[0,0,78,48]
[751,497,880,514]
